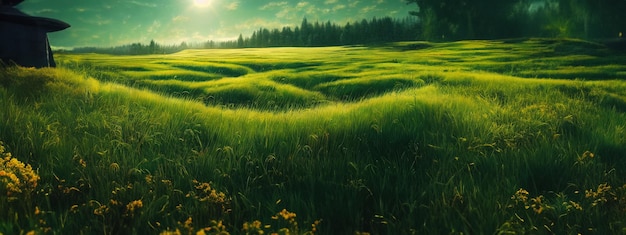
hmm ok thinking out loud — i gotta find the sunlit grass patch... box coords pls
[122,69,222,81]
[314,75,424,100]
[4,38,626,234]
[201,77,328,108]
[517,65,626,80]
[269,71,352,89]
[0,66,57,98]
[156,60,253,77]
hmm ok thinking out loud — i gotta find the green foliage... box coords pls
[1,39,626,234]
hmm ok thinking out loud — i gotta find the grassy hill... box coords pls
[2,38,626,234]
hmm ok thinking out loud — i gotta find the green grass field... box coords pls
[2,38,626,234]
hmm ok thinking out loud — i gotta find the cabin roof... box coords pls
[0,6,69,32]
[2,0,25,6]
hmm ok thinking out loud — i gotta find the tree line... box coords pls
[225,16,418,48]
[71,40,192,55]
[69,16,419,54]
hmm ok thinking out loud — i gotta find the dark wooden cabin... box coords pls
[0,0,70,68]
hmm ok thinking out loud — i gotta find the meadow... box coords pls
[1,38,626,234]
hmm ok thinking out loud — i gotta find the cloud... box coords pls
[225,1,240,10]
[332,4,346,11]
[295,1,310,9]
[33,8,57,14]
[147,20,162,33]
[128,1,157,8]
[324,0,338,4]
[233,18,290,34]
[96,19,112,26]
[273,2,302,19]
[269,1,340,20]
[349,1,360,8]
[77,15,112,26]
[131,24,143,32]
[172,15,191,23]
[360,5,376,14]
[260,1,289,10]
[295,1,319,16]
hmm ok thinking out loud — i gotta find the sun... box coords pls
[193,0,211,8]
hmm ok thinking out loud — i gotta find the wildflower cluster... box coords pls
[511,188,529,205]
[274,209,297,223]
[185,180,230,218]
[529,195,549,214]
[510,188,553,214]
[197,220,229,235]
[503,182,626,234]
[189,180,227,204]
[160,218,229,235]
[585,182,614,207]
[125,199,144,217]
[91,200,110,216]
[309,220,321,234]
[0,142,40,198]
[242,220,264,234]
[271,209,299,234]
[242,209,320,235]
[564,200,583,212]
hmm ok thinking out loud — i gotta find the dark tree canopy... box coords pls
[406,0,626,40]
[406,0,519,40]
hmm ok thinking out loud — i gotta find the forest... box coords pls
[407,0,626,41]
[243,0,626,43]
[69,0,626,55]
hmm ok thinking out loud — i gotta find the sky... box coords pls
[16,0,412,48]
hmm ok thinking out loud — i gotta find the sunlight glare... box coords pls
[193,0,211,8]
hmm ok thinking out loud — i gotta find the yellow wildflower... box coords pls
[586,183,614,207]
[192,180,227,204]
[70,205,79,213]
[110,162,120,172]
[0,143,40,197]
[159,229,182,235]
[530,195,548,214]
[311,220,321,234]
[93,205,109,216]
[511,188,529,204]
[125,200,143,215]
[278,209,297,221]
[184,217,193,230]
[567,200,583,211]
